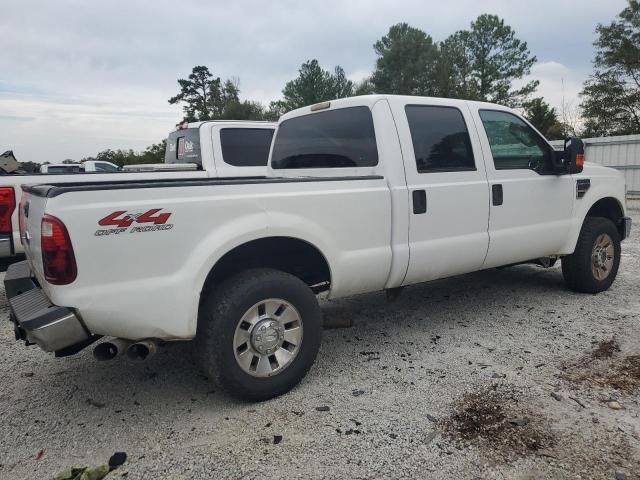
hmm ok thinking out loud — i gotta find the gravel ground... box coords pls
[1,213,639,480]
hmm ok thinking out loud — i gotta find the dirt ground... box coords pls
[1,212,639,480]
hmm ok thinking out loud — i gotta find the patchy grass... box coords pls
[562,338,640,393]
[591,338,621,359]
[441,386,554,459]
[564,355,640,393]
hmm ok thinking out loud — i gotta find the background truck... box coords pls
[6,95,631,401]
[0,121,275,260]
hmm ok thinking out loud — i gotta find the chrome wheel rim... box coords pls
[233,299,303,377]
[591,233,614,280]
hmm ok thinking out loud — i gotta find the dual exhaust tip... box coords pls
[93,338,157,362]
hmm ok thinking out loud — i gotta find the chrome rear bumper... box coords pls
[0,234,12,258]
[4,260,90,352]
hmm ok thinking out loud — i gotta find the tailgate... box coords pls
[20,190,47,279]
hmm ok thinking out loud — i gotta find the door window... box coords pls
[405,105,475,173]
[479,110,550,171]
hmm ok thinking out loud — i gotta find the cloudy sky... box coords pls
[0,0,627,163]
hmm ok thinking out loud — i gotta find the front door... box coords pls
[390,99,491,285]
[472,108,575,268]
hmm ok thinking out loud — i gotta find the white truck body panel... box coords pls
[25,177,391,339]
[18,95,629,343]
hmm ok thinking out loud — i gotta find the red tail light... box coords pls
[18,192,28,245]
[41,214,77,285]
[0,187,16,234]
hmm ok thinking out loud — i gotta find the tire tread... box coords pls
[195,268,322,401]
[561,217,621,293]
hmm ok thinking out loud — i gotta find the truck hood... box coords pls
[579,161,624,179]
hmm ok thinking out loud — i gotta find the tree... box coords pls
[523,97,564,139]
[354,78,375,96]
[18,161,39,173]
[371,23,440,95]
[169,66,218,121]
[169,67,264,121]
[439,15,538,106]
[274,60,354,113]
[581,0,640,136]
[94,149,134,167]
[436,31,475,98]
[137,140,167,164]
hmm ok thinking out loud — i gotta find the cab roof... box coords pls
[279,94,515,122]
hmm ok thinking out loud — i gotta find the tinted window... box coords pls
[405,105,475,173]
[220,128,274,167]
[95,162,119,172]
[165,128,201,165]
[479,110,550,171]
[47,165,81,173]
[271,106,378,169]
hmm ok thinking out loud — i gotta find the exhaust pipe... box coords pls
[93,338,132,361]
[127,339,158,361]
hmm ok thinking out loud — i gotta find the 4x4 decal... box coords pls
[95,209,174,236]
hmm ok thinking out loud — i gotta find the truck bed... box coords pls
[20,173,392,340]
[23,175,383,197]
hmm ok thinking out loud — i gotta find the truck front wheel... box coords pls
[561,217,621,293]
[196,268,322,401]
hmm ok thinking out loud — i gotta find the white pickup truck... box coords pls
[0,121,275,260]
[5,95,631,401]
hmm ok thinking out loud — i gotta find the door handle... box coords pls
[492,184,503,206]
[412,190,427,214]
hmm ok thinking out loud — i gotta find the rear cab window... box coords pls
[94,162,119,172]
[271,106,378,169]
[220,128,274,167]
[46,165,81,174]
[165,128,202,166]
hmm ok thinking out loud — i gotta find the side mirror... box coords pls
[564,137,585,174]
[552,137,584,174]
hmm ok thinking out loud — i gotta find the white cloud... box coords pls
[0,0,627,162]
[522,61,585,112]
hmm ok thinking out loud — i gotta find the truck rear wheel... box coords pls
[561,217,621,293]
[196,268,322,401]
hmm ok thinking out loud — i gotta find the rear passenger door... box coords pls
[473,109,574,268]
[392,100,491,285]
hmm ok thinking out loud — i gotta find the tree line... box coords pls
[77,140,167,167]
[68,1,640,166]
[170,15,546,126]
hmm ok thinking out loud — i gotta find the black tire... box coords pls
[561,217,621,293]
[196,268,322,401]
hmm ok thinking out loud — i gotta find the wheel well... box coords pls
[204,237,331,293]
[585,197,625,237]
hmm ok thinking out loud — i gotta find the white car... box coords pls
[40,161,120,174]
[7,95,631,401]
[0,121,275,259]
